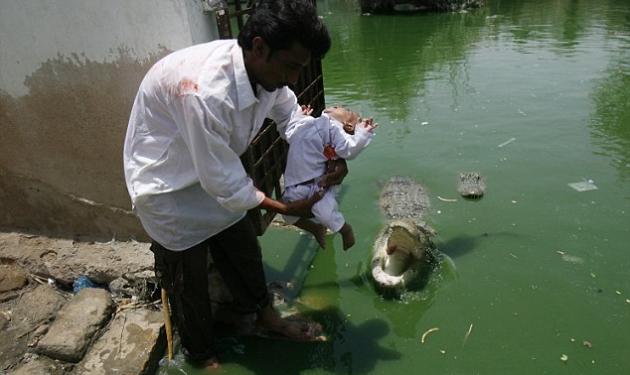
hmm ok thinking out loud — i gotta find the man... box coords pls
[123,0,339,368]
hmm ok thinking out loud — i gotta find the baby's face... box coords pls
[324,106,361,134]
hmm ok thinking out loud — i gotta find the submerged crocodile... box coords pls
[371,177,437,294]
[457,172,485,200]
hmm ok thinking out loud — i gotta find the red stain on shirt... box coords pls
[177,79,199,96]
[323,144,337,160]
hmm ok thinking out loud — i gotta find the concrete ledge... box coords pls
[74,308,165,375]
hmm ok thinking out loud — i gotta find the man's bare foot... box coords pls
[295,218,327,249]
[339,223,355,250]
[204,358,220,371]
[190,357,220,372]
[257,305,324,341]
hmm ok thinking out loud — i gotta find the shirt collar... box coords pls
[232,42,258,111]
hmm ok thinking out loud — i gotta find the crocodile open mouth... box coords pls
[382,226,417,276]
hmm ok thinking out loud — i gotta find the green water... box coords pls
[160,0,630,373]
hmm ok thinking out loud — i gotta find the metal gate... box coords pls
[210,0,326,235]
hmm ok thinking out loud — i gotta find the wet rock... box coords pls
[74,308,165,375]
[36,288,114,362]
[0,264,28,293]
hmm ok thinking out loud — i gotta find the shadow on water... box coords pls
[218,307,400,375]
[437,233,484,258]
[230,235,399,375]
[437,231,521,259]
[263,233,317,297]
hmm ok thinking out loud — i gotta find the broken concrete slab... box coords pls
[7,355,70,375]
[0,264,28,293]
[36,288,114,362]
[11,284,67,333]
[0,232,153,286]
[0,312,8,330]
[0,330,28,372]
[0,284,67,370]
[74,308,165,375]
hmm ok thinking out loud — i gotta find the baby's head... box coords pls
[324,106,360,134]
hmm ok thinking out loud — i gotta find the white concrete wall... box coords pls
[0,0,220,240]
[0,0,218,97]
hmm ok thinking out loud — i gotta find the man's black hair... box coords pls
[237,0,331,59]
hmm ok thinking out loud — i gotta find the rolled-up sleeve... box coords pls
[171,94,264,212]
[269,87,301,140]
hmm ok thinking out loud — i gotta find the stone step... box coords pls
[36,288,114,362]
[73,308,165,375]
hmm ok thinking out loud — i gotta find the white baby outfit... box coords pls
[282,113,373,232]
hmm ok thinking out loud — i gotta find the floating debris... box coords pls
[560,354,569,363]
[568,180,598,192]
[437,196,457,202]
[462,323,474,346]
[583,340,592,348]
[561,254,584,264]
[497,137,516,148]
[421,327,440,344]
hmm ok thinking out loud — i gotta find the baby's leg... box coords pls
[339,223,355,251]
[294,218,327,249]
[311,189,355,250]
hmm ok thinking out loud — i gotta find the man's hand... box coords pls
[259,190,323,217]
[284,190,323,217]
[318,159,348,188]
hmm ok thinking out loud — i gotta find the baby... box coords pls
[282,105,376,250]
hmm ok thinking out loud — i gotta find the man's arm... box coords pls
[318,159,348,188]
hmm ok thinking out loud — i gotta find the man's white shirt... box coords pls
[123,39,300,250]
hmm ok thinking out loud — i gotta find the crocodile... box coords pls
[457,172,485,200]
[371,177,437,294]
